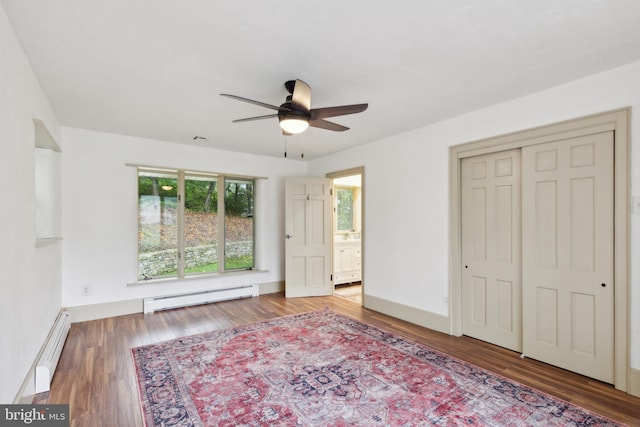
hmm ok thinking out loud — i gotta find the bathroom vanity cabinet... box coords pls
[333,240,361,285]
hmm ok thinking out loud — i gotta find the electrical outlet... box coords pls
[81,285,91,296]
[443,296,449,305]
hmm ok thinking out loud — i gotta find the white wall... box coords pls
[308,60,640,369]
[61,127,306,308]
[0,6,62,403]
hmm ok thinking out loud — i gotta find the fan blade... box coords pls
[290,80,311,112]
[232,114,279,123]
[220,94,290,112]
[309,119,349,132]
[310,103,368,120]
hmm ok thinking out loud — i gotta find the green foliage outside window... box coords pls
[336,188,354,231]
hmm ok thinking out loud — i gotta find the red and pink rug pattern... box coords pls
[132,309,624,426]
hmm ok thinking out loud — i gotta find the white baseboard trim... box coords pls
[14,363,37,404]
[65,281,284,322]
[629,367,640,397]
[65,298,143,323]
[258,281,284,294]
[364,294,450,335]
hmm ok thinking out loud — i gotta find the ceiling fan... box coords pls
[220,79,368,135]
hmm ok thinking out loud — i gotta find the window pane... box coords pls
[184,176,218,275]
[224,179,254,270]
[336,188,354,231]
[138,172,178,280]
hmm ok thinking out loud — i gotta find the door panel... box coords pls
[461,149,521,351]
[285,177,332,297]
[534,180,557,268]
[496,279,513,331]
[495,185,513,263]
[570,177,595,271]
[522,131,614,383]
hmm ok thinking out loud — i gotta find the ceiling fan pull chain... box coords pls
[301,134,304,159]
[284,135,287,158]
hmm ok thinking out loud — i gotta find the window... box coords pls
[184,174,219,274]
[224,179,254,270]
[335,187,354,231]
[137,168,255,281]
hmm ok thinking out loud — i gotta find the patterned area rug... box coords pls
[132,309,624,426]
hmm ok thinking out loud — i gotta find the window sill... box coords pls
[127,268,269,287]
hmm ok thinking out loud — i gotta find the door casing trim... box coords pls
[448,108,630,392]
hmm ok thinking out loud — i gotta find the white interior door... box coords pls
[522,132,614,383]
[285,177,333,298]
[461,149,522,351]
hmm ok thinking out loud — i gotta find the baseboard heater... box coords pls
[35,311,71,394]
[143,284,259,314]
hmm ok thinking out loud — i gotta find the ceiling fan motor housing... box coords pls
[278,101,309,121]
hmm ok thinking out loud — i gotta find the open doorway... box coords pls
[328,168,364,305]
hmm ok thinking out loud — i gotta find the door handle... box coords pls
[285,234,293,239]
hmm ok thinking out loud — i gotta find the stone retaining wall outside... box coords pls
[139,241,252,278]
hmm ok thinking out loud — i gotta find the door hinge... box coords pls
[330,188,333,196]
[330,274,333,281]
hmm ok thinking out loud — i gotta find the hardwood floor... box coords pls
[35,293,640,426]
[333,282,362,304]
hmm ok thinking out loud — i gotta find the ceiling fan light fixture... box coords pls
[279,116,309,134]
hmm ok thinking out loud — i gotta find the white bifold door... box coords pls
[461,132,614,383]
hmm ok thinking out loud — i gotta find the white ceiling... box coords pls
[4,1,640,160]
